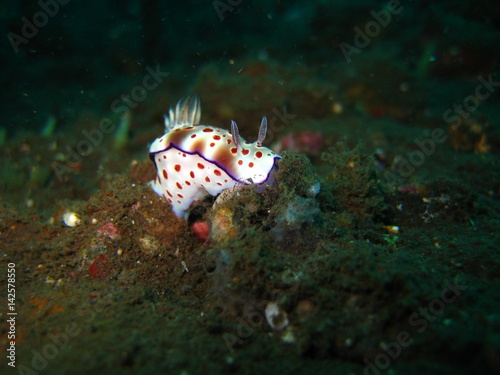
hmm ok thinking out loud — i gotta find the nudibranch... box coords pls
[149,96,281,218]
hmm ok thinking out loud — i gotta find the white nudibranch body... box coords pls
[149,96,281,219]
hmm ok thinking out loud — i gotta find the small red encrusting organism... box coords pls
[97,222,119,239]
[88,255,112,280]
[399,185,419,194]
[190,220,211,242]
[369,107,386,118]
[275,130,324,155]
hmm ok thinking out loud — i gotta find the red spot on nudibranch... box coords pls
[210,142,215,147]
[214,169,221,176]
[217,182,223,186]
[255,151,263,158]
[203,128,214,132]
[205,176,211,183]
[174,164,181,172]
[177,194,184,198]
[191,134,197,138]
[166,190,173,198]
[162,169,168,179]
[185,180,191,185]
[213,135,221,140]
[242,149,249,155]
[190,171,195,178]
[197,163,205,169]
[176,182,183,189]
[227,139,232,145]
[231,147,237,154]
[157,158,161,163]
[167,198,173,203]
[182,153,186,157]
[238,160,243,165]
[163,154,167,159]
[249,162,254,168]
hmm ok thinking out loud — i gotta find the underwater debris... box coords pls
[331,101,344,114]
[113,112,131,151]
[41,115,58,138]
[387,180,475,227]
[271,196,322,241]
[97,222,119,239]
[265,302,289,331]
[210,203,239,243]
[415,41,437,80]
[138,235,161,257]
[447,116,492,153]
[62,211,82,227]
[88,254,112,280]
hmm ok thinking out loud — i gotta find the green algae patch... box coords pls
[319,142,386,239]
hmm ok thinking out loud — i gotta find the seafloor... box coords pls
[1,1,500,374]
